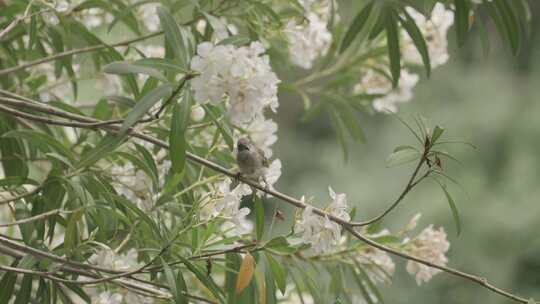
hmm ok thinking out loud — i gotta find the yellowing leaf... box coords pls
[235,253,255,295]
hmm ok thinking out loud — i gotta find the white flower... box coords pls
[402,4,454,68]
[190,42,280,124]
[355,68,419,113]
[124,292,154,304]
[190,105,206,122]
[89,248,140,271]
[200,179,254,236]
[92,291,123,304]
[327,186,350,221]
[264,159,282,191]
[55,1,69,13]
[300,0,334,22]
[196,17,238,42]
[242,117,278,157]
[284,13,332,69]
[356,248,395,284]
[405,225,450,285]
[404,213,422,233]
[42,11,59,25]
[137,44,165,58]
[139,3,161,32]
[297,206,341,254]
[296,188,350,255]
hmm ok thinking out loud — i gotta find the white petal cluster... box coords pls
[354,68,419,113]
[76,7,113,28]
[92,291,123,304]
[300,0,334,22]
[284,13,332,69]
[190,42,280,124]
[241,116,278,158]
[139,3,161,32]
[356,248,395,284]
[264,159,282,191]
[196,17,238,42]
[402,4,454,68]
[296,187,350,254]
[405,225,450,285]
[89,248,139,271]
[200,179,253,236]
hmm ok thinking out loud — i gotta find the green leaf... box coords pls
[455,0,471,47]
[254,196,265,241]
[119,83,175,135]
[77,134,123,169]
[437,182,461,236]
[14,274,32,304]
[340,1,374,52]
[496,0,521,55]
[218,35,251,46]
[65,209,84,251]
[203,104,234,151]
[0,268,17,304]
[3,130,74,162]
[162,258,188,304]
[385,148,420,167]
[400,10,431,77]
[179,256,225,302]
[332,99,365,142]
[170,89,190,173]
[157,7,188,67]
[266,253,287,295]
[385,9,401,87]
[134,58,188,73]
[328,107,348,162]
[431,125,445,144]
[103,61,167,82]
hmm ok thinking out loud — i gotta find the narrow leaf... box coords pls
[236,253,256,295]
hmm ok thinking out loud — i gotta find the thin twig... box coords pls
[0,208,73,227]
[350,151,429,227]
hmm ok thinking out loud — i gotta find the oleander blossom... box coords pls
[402,4,454,68]
[296,188,350,254]
[190,41,280,124]
[91,291,123,304]
[284,13,332,69]
[405,225,450,285]
[356,248,396,284]
[354,68,419,113]
[242,117,278,158]
[89,248,139,271]
[200,179,253,235]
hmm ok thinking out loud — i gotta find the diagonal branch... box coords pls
[0,93,531,304]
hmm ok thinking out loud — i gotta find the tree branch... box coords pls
[0,93,531,304]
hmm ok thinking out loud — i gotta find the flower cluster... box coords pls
[284,13,332,69]
[199,179,254,235]
[296,187,350,254]
[89,248,139,271]
[190,41,280,124]
[356,247,396,284]
[405,225,450,285]
[354,68,419,113]
[284,0,333,69]
[353,4,453,113]
[402,4,454,69]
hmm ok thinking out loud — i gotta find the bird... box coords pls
[236,137,269,181]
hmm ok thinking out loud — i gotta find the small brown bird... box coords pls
[236,137,269,179]
[234,137,270,193]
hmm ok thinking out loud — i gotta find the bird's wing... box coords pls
[258,148,270,167]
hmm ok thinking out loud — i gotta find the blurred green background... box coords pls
[272,2,540,303]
